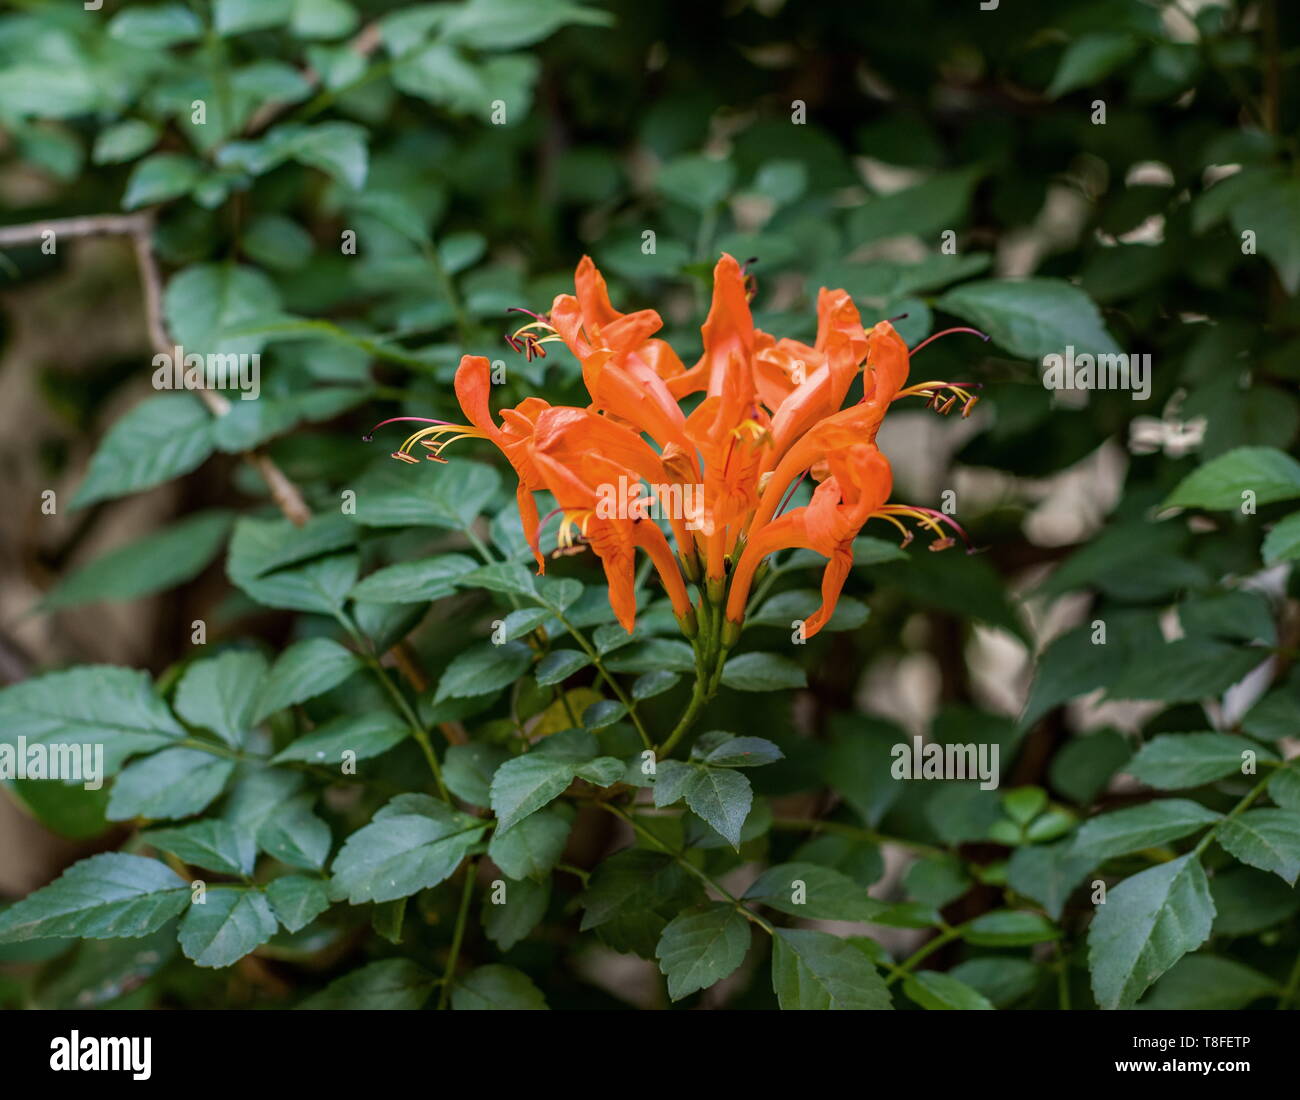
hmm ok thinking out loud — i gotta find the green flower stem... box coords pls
[437,858,477,1009]
[362,653,450,800]
[599,802,774,935]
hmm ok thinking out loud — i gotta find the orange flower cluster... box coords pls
[371,255,977,648]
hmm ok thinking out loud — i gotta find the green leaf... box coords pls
[694,732,784,768]
[291,0,360,40]
[632,670,680,701]
[1126,732,1274,789]
[743,862,883,921]
[948,958,1040,1008]
[350,554,477,603]
[108,4,204,48]
[535,649,591,686]
[681,766,753,849]
[1004,843,1089,920]
[1050,729,1132,806]
[1087,854,1215,1010]
[658,154,734,210]
[490,732,623,833]
[487,807,571,880]
[0,665,184,777]
[443,743,509,806]
[1069,800,1221,862]
[178,887,278,968]
[580,849,706,958]
[227,518,358,615]
[902,970,994,1010]
[1230,176,1300,294]
[451,964,547,1010]
[751,589,869,631]
[1163,446,1300,510]
[1139,953,1278,1009]
[107,748,236,822]
[436,641,534,701]
[438,0,612,50]
[266,875,332,933]
[71,395,215,509]
[1046,31,1140,98]
[655,903,751,1001]
[330,794,487,903]
[41,510,233,610]
[1216,809,1300,885]
[350,459,501,529]
[720,652,807,692]
[905,854,972,908]
[123,153,201,209]
[164,263,283,358]
[824,715,908,827]
[1263,512,1300,562]
[174,651,267,748]
[215,0,294,36]
[1210,866,1300,936]
[936,278,1122,360]
[770,928,892,1010]
[254,638,363,721]
[299,959,436,1009]
[1269,764,1300,811]
[0,854,188,943]
[257,793,332,870]
[963,911,1059,947]
[144,819,257,876]
[848,167,982,245]
[1108,640,1264,703]
[481,876,549,950]
[271,712,408,766]
[92,120,160,166]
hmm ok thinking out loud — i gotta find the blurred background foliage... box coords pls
[0,0,1298,1011]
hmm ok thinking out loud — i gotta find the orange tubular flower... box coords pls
[366,253,980,657]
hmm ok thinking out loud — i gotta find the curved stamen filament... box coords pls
[362,415,454,442]
[874,504,973,552]
[910,326,990,354]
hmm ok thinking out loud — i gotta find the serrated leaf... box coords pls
[535,649,591,686]
[0,665,184,778]
[1126,733,1275,789]
[681,766,752,849]
[490,731,622,832]
[1087,854,1215,1010]
[299,958,435,1009]
[0,854,188,943]
[1163,446,1300,510]
[1069,800,1221,862]
[144,819,257,876]
[1216,809,1300,885]
[71,395,215,509]
[40,511,233,610]
[330,794,486,903]
[451,964,547,1010]
[178,887,278,968]
[770,928,892,1010]
[107,748,235,822]
[350,459,501,529]
[487,806,571,880]
[937,278,1121,361]
[1139,953,1277,1009]
[442,742,509,806]
[174,651,268,748]
[266,875,332,933]
[743,862,883,921]
[258,793,332,870]
[480,875,549,951]
[720,652,807,692]
[964,911,1059,947]
[436,641,533,701]
[350,554,477,603]
[655,903,751,1001]
[254,638,363,721]
[903,970,994,1010]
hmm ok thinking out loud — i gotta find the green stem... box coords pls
[554,609,652,750]
[1193,771,1275,857]
[886,920,972,986]
[437,860,477,1009]
[599,803,774,934]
